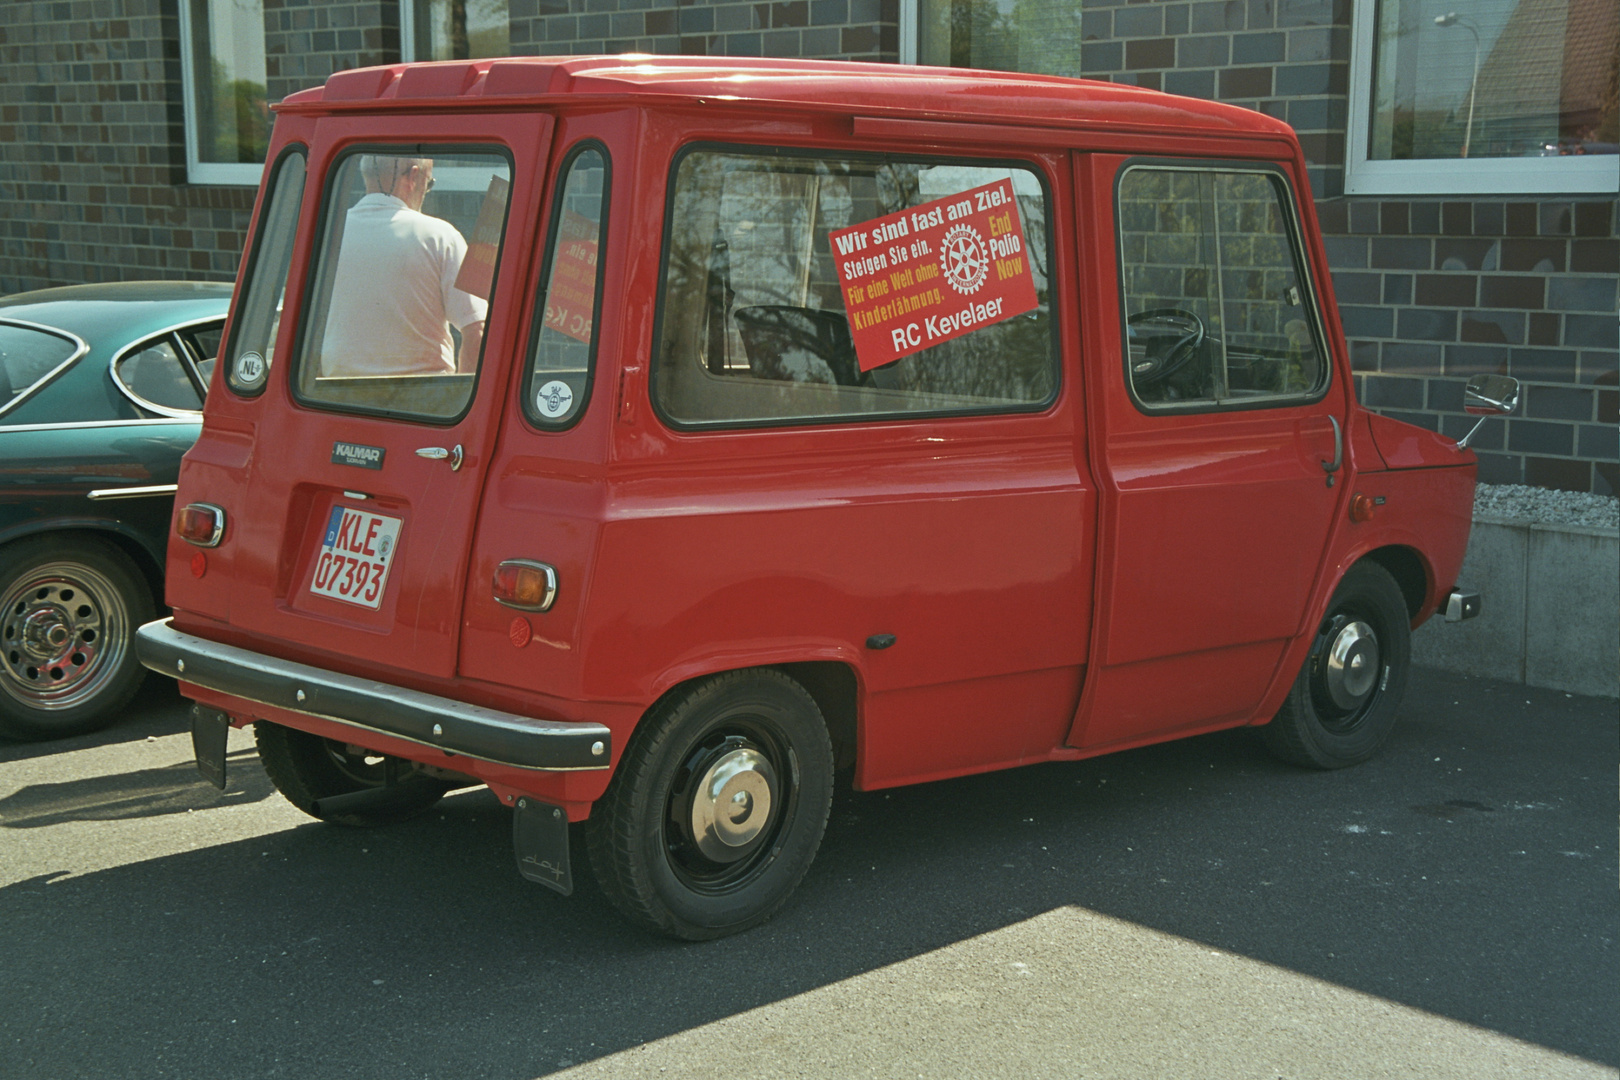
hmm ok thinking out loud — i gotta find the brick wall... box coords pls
[0,0,255,289]
[264,0,400,105]
[1056,0,1617,495]
[510,0,895,59]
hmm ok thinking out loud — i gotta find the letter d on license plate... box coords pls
[309,506,402,609]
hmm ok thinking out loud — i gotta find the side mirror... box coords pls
[1457,374,1520,449]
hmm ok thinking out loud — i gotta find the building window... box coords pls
[402,0,510,61]
[1347,0,1618,195]
[180,0,272,186]
[911,0,1076,74]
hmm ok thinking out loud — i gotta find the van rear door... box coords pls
[226,115,551,681]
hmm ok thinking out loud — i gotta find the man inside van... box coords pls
[319,155,486,376]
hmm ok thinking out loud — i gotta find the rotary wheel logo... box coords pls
[940,223,990,295]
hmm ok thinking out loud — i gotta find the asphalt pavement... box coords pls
[1,667,1614,1079]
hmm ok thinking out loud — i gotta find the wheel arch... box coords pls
[1359,544,1431,622]
[0,521,166,606]
[640,658,861,772]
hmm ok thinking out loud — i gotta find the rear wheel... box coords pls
[1263,561,1412,769]
[0,535,153,741]
[255,721,451,826]
[586,669,834,940]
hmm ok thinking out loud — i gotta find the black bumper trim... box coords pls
[135,619,611,771]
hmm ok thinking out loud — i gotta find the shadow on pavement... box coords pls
[0,668,1613,1079]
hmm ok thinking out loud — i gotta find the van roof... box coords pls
[277,55,1292,141]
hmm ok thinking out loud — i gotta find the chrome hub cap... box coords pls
[0,565,125,710]
[689,746,778,863]
[1323,619,1379,711]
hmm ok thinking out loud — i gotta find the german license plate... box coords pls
[309,505,402,609]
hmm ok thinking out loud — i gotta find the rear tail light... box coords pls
[176,503,225,547]
[493,560,557,611]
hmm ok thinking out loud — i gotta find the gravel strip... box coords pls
[1474,482,1619,530]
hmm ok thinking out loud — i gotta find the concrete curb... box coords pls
[1413,515,1620,698]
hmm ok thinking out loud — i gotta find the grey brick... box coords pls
[1381,342,1442,373]
[1232,30,1285,63]
[1565,314,1619,349]
[1113,5,1164,36]
[1362,374,1425,409]
[1579,424,1619,461]
[1163,69,1215,98]
[1508,420,1574,456]
[1339,304,1394,339]
[1370,237,1431,270]
[1548,276,1618,313]
[1178,35,1230,67]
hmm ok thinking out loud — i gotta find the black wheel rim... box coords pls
[1307,609,1385,735]
[321,740,392,787]
[663,718,798,895]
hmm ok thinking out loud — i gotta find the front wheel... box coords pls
[1263,561,1412,769]
[586,669,835,940]
[0,535,154,741]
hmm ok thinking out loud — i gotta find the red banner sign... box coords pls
[829,179,1038,371]
[541,209,600,344]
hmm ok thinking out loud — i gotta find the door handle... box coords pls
[416,444,463,471]
[1320,416,1341,487]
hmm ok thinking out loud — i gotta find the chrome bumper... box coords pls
[135,618,611,771]
[1443,588,1482,622]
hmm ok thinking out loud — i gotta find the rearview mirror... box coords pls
[1457,374,1520,449]
[1463,373,1520,416]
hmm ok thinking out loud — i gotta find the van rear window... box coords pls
[652,150,1056,428]
[295,149,513,421]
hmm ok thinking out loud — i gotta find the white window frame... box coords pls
[178,0,269,187]
[1345,0,1618,196]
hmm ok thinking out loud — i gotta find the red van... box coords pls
[137,56,1511,939]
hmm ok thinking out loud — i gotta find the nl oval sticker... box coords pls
[830,178,1037,371]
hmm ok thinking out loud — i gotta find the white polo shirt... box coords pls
[319,193,487,376]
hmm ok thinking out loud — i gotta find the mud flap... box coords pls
[191,705,230,791]
[513,798,573,896]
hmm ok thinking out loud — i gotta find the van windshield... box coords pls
[295,149,513,421]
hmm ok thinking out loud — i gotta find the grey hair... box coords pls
[358,155,431,186]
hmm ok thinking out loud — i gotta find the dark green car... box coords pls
[0,281,231,740]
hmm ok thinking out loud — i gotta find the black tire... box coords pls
[0,535,154,741]
[1263,561,1412,769]
[254,721,450,826]
[586,669,835,940]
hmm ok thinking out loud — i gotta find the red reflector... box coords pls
[509,616,532,649]
[190,551,207,578]
[176,503,225,547]
[493,560,557,612]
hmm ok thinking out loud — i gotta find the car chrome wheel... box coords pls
[0,560,130,712]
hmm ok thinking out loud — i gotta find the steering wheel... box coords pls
[1126,308,1206,386]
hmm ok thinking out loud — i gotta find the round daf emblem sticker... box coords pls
[235,350,266,387]
[535,379,574,419]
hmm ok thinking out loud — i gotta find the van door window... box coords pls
[525,144,608,428]
[653,149,1056,427]
[295,149,513,421]
[1117,165,1328,410]
[226,147,304,396]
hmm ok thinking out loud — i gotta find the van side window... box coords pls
[1117,166,1328,410]
[525,145,608,428]
[226,148,305,397]
[653,150,1056,427]
[295,149,513,421]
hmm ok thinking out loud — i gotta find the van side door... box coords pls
[1071,153,1350,750]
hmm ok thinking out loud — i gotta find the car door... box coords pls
[224,113,551,681]
[1070,153,1350,750]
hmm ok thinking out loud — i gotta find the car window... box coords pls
[295,148,514,422]
[525,144,608,428]
[653,149,1056,428]
[1117,165,1328,410]
[115,338,204,412]
[0,324,82,407]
